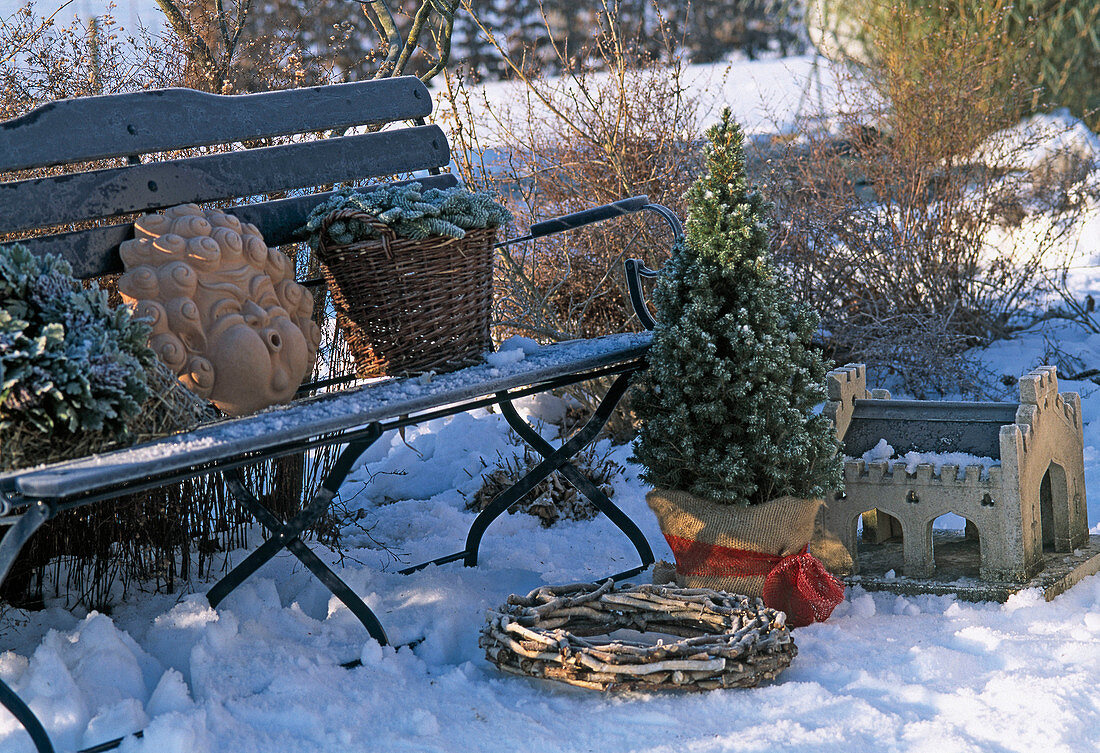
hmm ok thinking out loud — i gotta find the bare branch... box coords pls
[227,0,252,60]
[0,0,75,67]
[215,0,232,51]
[394,0,433,76]
[354,0,402,78]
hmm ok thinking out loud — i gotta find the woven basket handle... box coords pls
[317,208,398,260]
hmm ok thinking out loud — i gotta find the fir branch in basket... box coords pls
[302,183,512,247]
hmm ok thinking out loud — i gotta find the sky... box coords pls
[1,0,164,31]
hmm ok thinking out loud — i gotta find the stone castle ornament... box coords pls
[118,204,321,416]
[820,363,1088,583]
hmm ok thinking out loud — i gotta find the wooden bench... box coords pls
[0,77,680,752]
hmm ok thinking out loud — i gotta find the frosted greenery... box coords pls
[303,183,511,246]
[631,110,842,506]
[0,243,154,438]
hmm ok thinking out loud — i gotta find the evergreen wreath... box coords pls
[631,110,842,506]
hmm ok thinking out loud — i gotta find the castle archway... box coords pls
[853,507,905,576]
[931,512,982,579]
[1040,461,1070,551]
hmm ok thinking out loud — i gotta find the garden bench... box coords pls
[0,77,680,753]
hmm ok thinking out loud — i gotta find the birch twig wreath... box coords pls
[480,580,796,691]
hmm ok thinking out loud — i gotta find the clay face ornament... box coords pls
[118,204,322,416]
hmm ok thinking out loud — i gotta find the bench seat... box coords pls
[1,332,651,503]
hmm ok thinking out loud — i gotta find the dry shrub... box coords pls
[442,4,699,339]
[1014,0,1100,132]
[440,1,702,435]
[154,0,312,93]
[812,0,1100,132]
[157,0,457,93]
[0,360,236,610]
[766,0,1087,397]
[0,4,181,115]
[465,438,622,527]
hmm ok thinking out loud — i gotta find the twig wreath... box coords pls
[480,580,796,691]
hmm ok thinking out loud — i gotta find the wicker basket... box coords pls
[315,208,496,378]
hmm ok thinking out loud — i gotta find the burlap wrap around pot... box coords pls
[647,490,844,627]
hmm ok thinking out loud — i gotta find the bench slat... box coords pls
[0,78,433,172]
[0,126,450,234]
[13,173,461,279]
[0,333,653,501]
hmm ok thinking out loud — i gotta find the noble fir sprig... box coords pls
[303,183,512,246]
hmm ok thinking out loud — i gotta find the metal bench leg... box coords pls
[400,371,654,577]
[0,501,58,753]
[0,501,52,586]
[0,679,55,753]
[207,424,389,644]
[496,390,655,580]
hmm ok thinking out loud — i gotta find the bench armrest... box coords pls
[623,202,683,331]
[528,195,651,238]
[498,197,683,333]
[625,258,661,331]
[497,196,683,247]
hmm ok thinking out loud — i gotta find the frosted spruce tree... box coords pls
[632,110,842,506]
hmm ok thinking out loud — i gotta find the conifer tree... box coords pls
[632,109,842,506]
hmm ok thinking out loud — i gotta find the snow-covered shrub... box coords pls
[0,243,154,446]
[631,112,842,505]
[302,183,511,246]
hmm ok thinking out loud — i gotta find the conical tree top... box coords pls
[683,109,770,273]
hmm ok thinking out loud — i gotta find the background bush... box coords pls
[770,0,1092,397]
[811,0,1100,131]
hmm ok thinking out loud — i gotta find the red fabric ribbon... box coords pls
[664,534,845,628]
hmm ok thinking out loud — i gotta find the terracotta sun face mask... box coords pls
[118,204,322,416]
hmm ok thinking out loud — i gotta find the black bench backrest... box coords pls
[0,77,456,279]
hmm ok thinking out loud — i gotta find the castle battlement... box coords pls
[844,460,1003,486]
[1018,365,1057,405]
[827,363,867,400]
[825,364,870,439]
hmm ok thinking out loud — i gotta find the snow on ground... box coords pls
[6,374,1100,753]
[446,54,842,146]
[5,57,1100,753]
